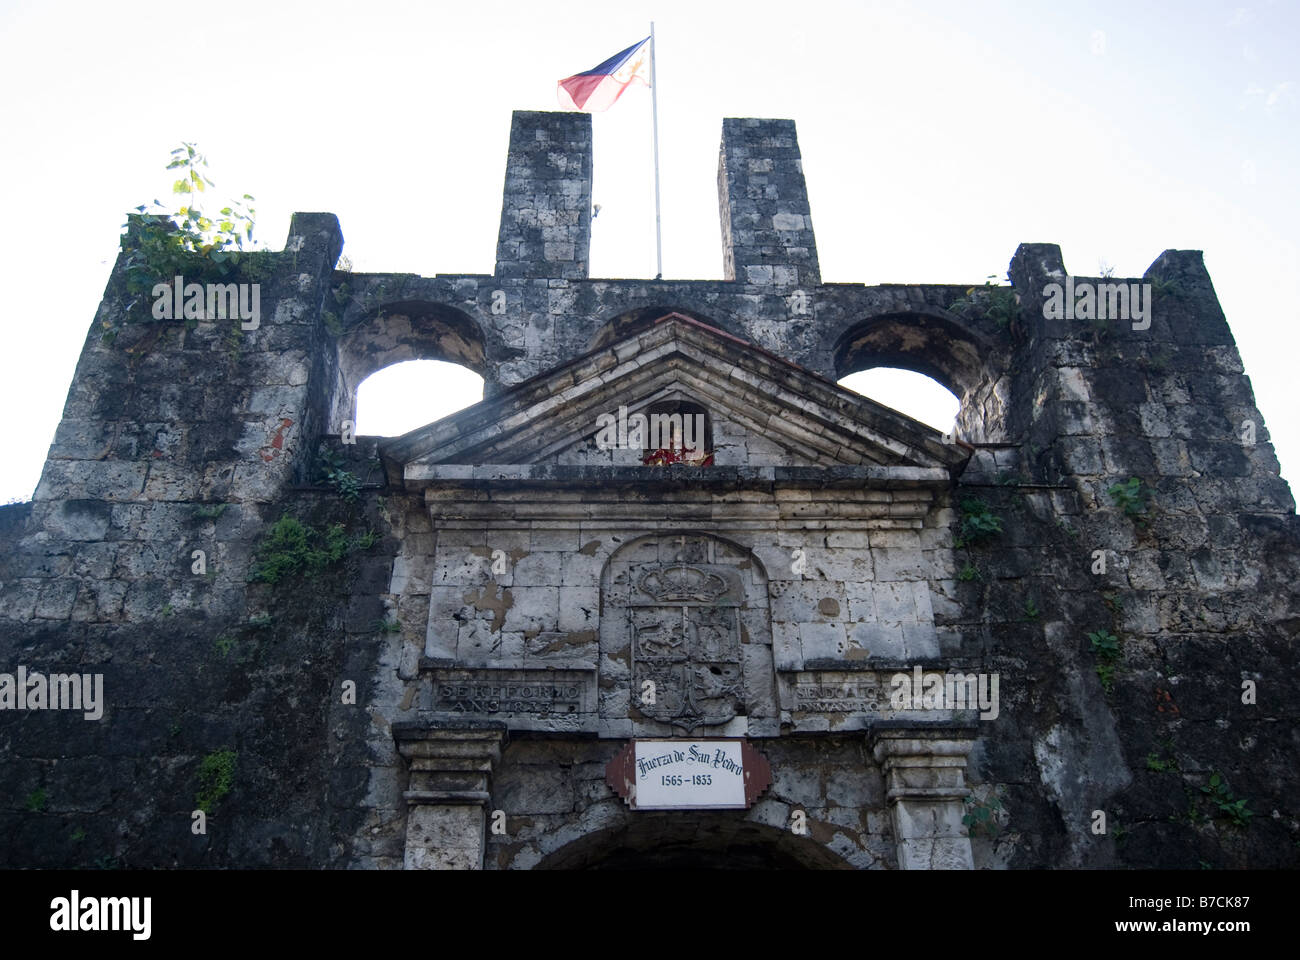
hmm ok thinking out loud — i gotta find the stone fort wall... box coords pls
[0,110,1296,869]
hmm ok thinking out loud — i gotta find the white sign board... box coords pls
[632,740,746,809]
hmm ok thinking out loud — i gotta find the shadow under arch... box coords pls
[331,300,488,431]
[832,310,995,401]
[535,813,853,870]
[588,305,747,351]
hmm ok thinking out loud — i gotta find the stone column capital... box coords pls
[395,723,507,807]
[870,728,978,804]
[870,727,977,761]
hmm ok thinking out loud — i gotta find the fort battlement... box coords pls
[1,111,1295,870]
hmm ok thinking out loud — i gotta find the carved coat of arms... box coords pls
[629,564,743,731]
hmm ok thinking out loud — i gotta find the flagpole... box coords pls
[650,22,663,280]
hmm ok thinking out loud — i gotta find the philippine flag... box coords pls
[557,37,651,112]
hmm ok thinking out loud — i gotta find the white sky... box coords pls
[0,0,1295,504]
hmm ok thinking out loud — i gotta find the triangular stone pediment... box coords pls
[381,313,969,488]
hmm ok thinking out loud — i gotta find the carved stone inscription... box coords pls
[437,680,582,714]
[428,668,596,732]
[793,675,886,713]
[782,670,968,732]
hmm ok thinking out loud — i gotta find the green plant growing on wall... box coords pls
[1024,596,1040,620]
[26,788,47,813]
[1201,772,1253,828]
[954,498,1003,548]
[957,562,980,582]
[1088,313,1115,346]
[222,319,245,363]
[191,503,228,520]
[1150,275,1184,299]
[1107,477,1152,527]
[250,516,351,585]
[948,276,1020,328]
[371,617,401,634]
[195,749,237,814]
[983,284,1020,328]
[1088,629,1123,692]
[320,280,356,338]
[962,795,1003,839]
[167,144,255,257]
[238,249,278,283]
[118,143,258,324]
[317,449,362,502]
[1146,749,1178,773]
[1172,785,1208,826]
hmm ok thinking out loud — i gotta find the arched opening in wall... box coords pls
[838,369,960,435]
[534,815,852,870]
[832,311,998,440]
[640,399,713,465]
[354,359,484,437]
[331,300,489,435]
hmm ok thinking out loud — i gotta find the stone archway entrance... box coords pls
[535,815,852,870]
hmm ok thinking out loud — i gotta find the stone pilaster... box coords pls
[394,724,506,870]
[872,729,977,870]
